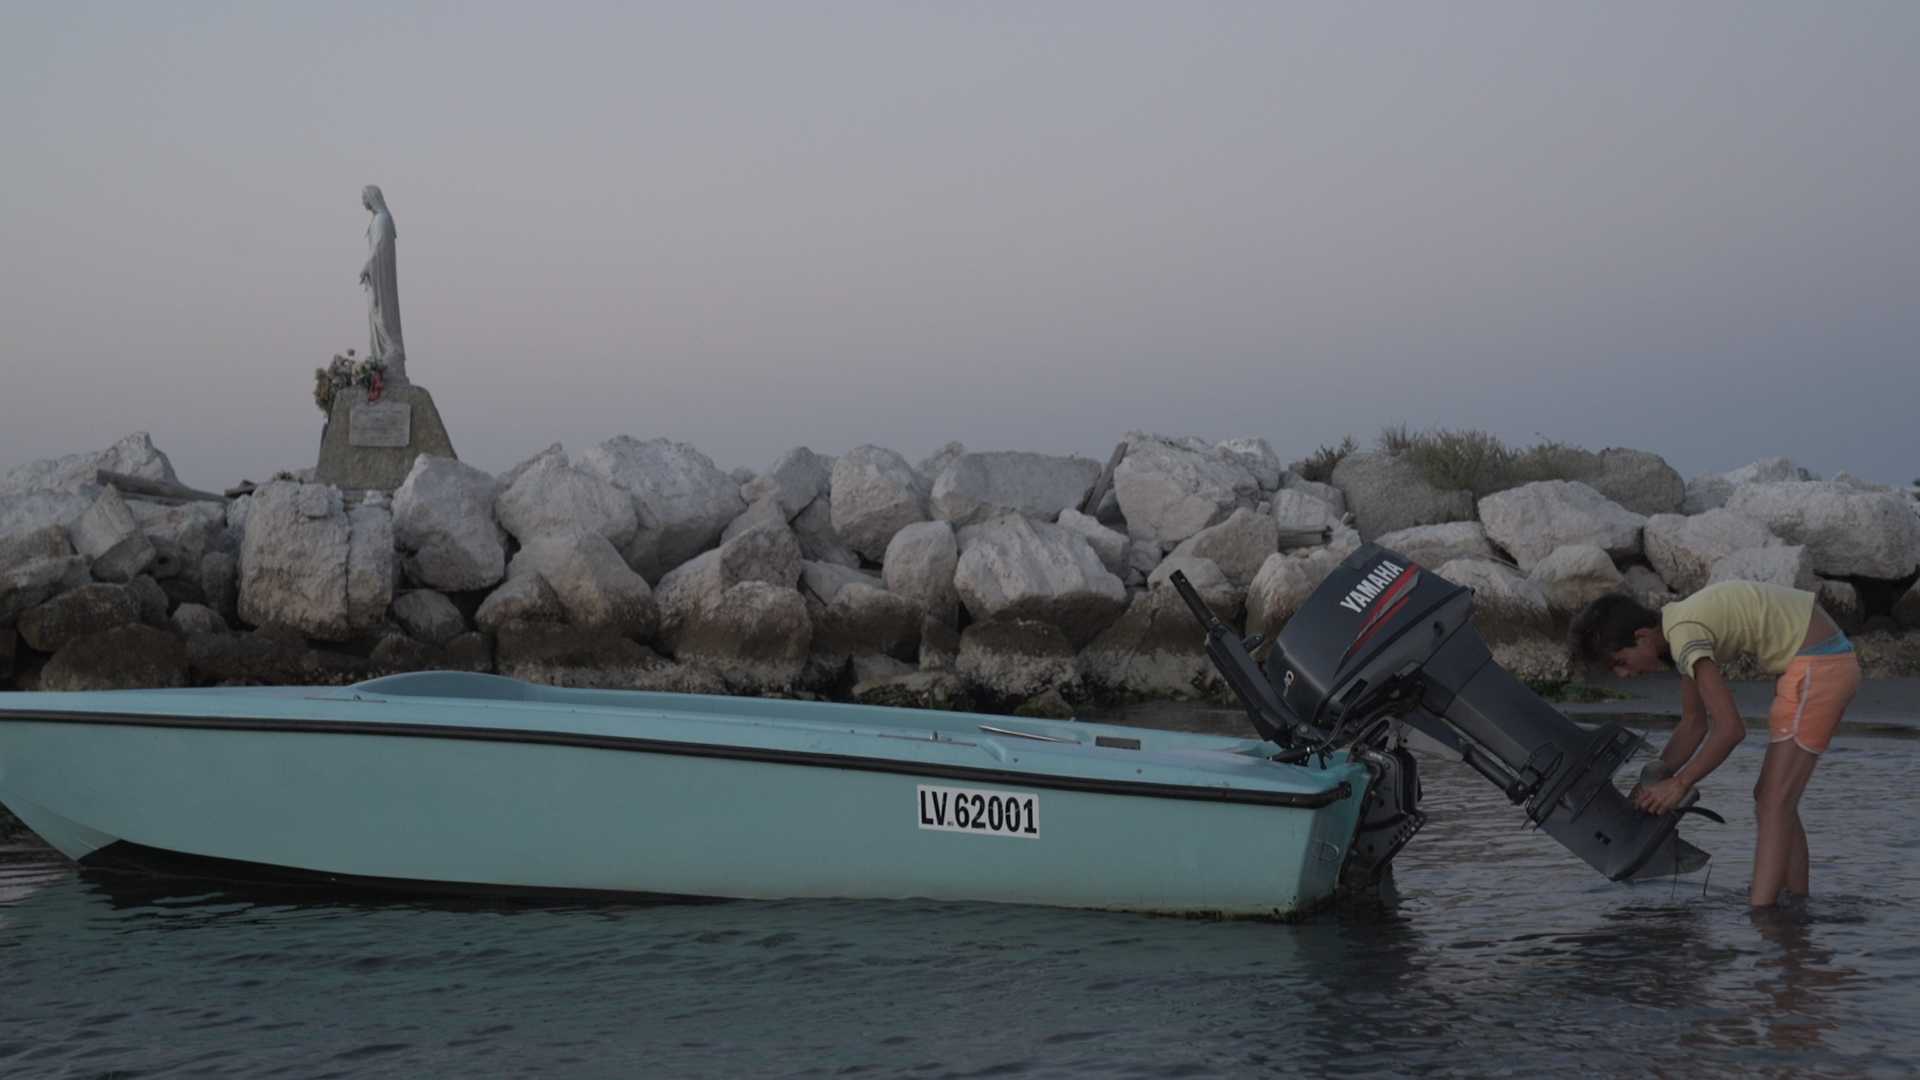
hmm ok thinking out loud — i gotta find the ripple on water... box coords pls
[0,733,1916,1077]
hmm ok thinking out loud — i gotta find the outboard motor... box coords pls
[1174,543,1709,888]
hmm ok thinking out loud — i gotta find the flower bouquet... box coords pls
[313,350,388,413]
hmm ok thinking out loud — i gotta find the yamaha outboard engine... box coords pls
[1174,543,1708,887]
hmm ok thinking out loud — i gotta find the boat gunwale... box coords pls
[0,707,1354,810]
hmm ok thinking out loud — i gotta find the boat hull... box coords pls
[0,679,1369,917]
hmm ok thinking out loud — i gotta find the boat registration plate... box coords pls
[917,784,1040,839]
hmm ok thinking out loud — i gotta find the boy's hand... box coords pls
[1634,777,1694,815]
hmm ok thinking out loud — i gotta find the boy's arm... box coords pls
[1637,659,1744,813]
[1660,677,1709,772]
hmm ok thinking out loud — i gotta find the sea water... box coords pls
[2,717,1915,1078]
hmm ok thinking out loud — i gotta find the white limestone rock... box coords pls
[170,602,229,638]
[1725,481,1920,579]
[239,481,385,640]
[956,618,1079,703]
[1588,448,1685,515]
[1435,558,1551,642]
[40,623,188,692]
[1216,438,1284,493]
[1477,481,1646,572]
[0,553,89,623]
[390,589,468,647]
[930,451,1101,527]
[494,445,638,548]
[509,531,657,638]
[392,456,506,592]
[1055,509,1128,578]
[953,514,1127,645]
[475,573,565,633]
[1110,433,1259,549]
[18,583,141,653]
[1816,579,1863,633]
[829,445,930,563]
[1269,488,1343,537]
[226,494,251,535]
[791,497,861,568]
[850,654,916,686]
[908,615,955,671]
[1166,507,1278,589]
[578,436,747,581]
[720,495,790,545]
[126,574,169,626]
[0,524,74,578]
[1830,471,1889,492]
[1147,555,1244,622]
[1489,639,1572,685]
[1081,560,1239,700]
[881,520,959,626]
[1682,456,1815,514]
[1621,565,1676,609]
[916,442,967,486]
[0,432,177,496]
[801,560,884,603]
[1279,473,1347,518]
[1708,545,1817,591]
[1528,544,1625,616]
[742,446,834,520]
[1124,540,1163,589]
[346,504,397,632]
[1245,553,1315,643]
[654,523,804,640]
[129,500,226,580]
[662,580,813,691]
[1328,452,1475,540]
[1642,510,1782,596]
[199,551,238,622]
[809,582,922,664]
[498,442,563,490]
[1374,522,1496,568]
[69,487,155,583]
[0,491,96,543]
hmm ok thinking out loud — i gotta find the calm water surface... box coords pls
[3,712,1916,1078]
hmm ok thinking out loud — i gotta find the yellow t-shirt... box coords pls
[1660,580,1817,677]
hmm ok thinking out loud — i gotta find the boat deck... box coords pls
[0,672,1355,805]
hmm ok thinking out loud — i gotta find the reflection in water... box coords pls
[0,734,1915,1077]
[1746,904,1858,1055]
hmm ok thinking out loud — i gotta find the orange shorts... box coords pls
[1768,653,1862,754]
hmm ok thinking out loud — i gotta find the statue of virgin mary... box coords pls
[359,185,408,385]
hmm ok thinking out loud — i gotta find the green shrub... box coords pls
[1403,429,1513,497]
[1510,439,1601,486]
[1376,422,1416,455]
[1380,427,1597,498]
[1297,435,1357,484]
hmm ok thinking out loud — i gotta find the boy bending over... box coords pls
[1569,581,1859,907]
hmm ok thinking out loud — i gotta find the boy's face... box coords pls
[1608,627,1666,678]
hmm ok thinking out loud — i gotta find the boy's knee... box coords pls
[1754,779,1795,814]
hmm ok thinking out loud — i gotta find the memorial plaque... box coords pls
[349,401,412,448]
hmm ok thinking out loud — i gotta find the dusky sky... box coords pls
[4,2,1916,488]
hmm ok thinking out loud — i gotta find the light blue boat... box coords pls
[0,672,1370,917]
[0,542,1715,915]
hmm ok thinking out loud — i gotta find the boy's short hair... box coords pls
[1567,594,1661,670]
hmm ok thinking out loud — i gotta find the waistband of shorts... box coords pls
[1797,631,1855,656]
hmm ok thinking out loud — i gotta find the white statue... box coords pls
[359,185,407,385]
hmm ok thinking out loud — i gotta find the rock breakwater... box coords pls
[4,432,1918,712]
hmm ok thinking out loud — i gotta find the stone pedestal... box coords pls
[315,383,456,491]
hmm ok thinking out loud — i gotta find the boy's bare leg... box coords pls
[1788,815,1810,896]
[1751,740,1820,907]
